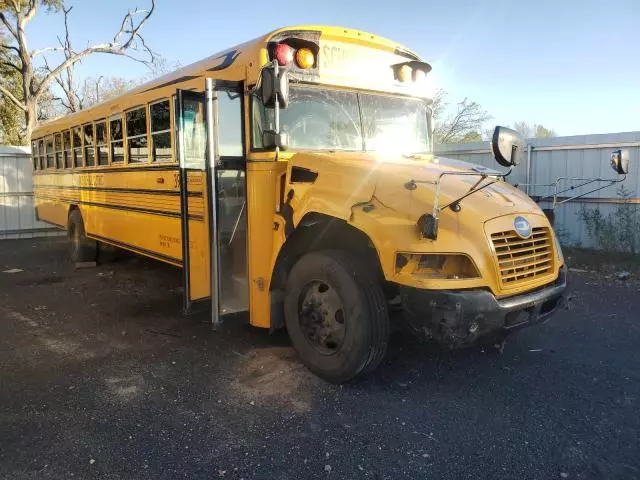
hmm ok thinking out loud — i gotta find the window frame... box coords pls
[249,85,431,155]
[125,105,150,164]
[149,98,173,163]
[215,87,245,162]
[45,135,55,169]
[54,133,63,169]
[83,122,95,167]
[109,114,125,165]
[95,119,109,166]
[72,126,83,168]
[38,139,45,170]
[63,130,72,169]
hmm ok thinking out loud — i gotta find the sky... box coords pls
[25,0,640,137]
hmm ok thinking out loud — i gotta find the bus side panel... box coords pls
[81,205,183,266]
[184,170,210,301]
[34,197,68,229]
[33,173,70,229]
[246,161,287,329]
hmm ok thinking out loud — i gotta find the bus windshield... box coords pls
[252,86,431,154]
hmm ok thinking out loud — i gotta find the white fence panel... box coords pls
[0,146,62,240]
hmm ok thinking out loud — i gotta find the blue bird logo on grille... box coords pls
[514,216,532,239]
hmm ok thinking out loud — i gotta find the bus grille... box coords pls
[491,227,554,287]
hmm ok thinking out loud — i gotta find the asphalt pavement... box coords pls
[0,238,639,480]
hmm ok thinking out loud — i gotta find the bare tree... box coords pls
[55,55,177,114]
[432,89,492,144]
[0,0,157,141]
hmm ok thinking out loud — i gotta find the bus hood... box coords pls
[287,151,542,225]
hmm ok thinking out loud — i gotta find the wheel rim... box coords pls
[298,280,346,355]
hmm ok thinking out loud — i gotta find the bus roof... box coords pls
[33,25,423,138]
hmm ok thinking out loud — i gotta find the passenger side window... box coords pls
[96,121,108,165]
[45,137,54,169]
[83,124,95,167]
[63,130,72,168]
[126,107,148,163]
[38,139,45,170]
[150,100,171,162]
[54,134,63,169]
[72,127,83,167]
[218,90,243,157]
[110,116,124,163]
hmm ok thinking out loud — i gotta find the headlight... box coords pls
[395,253,480,279]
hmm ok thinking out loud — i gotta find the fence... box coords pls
[0,146,62,240]
[436,131,640,247]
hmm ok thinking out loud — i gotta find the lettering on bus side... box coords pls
[322,45,351,70]
[159,234,180,249]
[78,174,105,187]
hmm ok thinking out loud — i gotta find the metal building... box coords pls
[0,146,62,240]
[436,132,640,247]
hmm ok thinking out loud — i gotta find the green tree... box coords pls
[0,0,157,142]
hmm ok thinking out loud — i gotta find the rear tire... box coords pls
[68,209,97,263]
[284,249,389,383]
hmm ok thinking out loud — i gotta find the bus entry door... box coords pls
[175,89,213,314]
[175,82,249,321]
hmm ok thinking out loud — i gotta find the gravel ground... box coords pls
[0,238,639,480]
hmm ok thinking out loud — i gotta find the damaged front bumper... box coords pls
[399,266,568,348]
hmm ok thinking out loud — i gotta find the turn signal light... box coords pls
[274,43,294,66]
[295,48,315,69]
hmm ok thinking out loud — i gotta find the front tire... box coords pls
[68,209,97,263]
[284,250,389,383]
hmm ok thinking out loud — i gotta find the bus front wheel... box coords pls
[284,250,389,383]
[68,210,97,263]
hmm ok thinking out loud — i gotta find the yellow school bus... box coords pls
[32,25,567,382]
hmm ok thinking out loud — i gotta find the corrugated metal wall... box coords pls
[436,132,640,247]
[0,146,62,240]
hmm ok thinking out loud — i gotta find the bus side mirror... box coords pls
[262,131,289,150]
[260,66,289,108]
[491,126,524,167]
[611,149,629,175]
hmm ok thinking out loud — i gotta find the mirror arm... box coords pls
[440,177,499,212]
[407,166,513,220]
[553,175,627,207]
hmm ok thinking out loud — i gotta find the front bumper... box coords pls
[399,266,568,348]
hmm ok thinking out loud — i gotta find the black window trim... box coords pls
[109,114,125,164]
[95,118,109,166]
[149,98,173,163]
[125,105,149,164]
